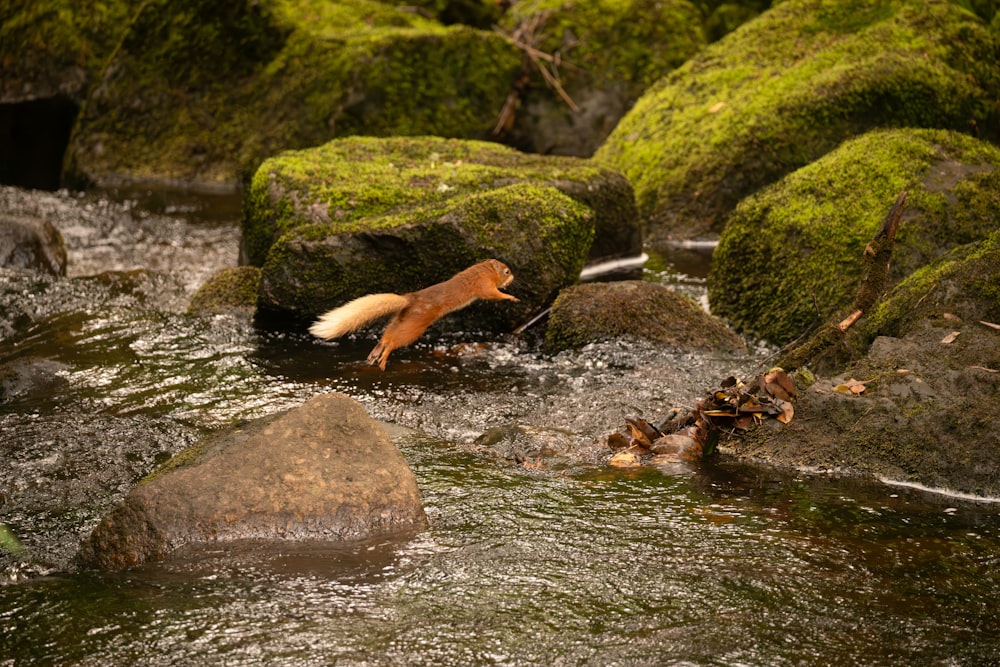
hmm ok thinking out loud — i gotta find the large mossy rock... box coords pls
[0,0,133,103]
[709,128,1000,346]
[722,230,1000,497]
[62,0,521,189]
[78,392,427,570]
[595,0,1000,243]
[545,280,746,353]
[496,0,706,157]
[248,136,639,328]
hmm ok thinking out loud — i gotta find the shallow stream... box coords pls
[1,187,998,665]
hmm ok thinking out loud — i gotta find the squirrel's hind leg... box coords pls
[366,341,392,371]
[367,313,433,370]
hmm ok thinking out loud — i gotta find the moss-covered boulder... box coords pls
[496,0,706,157]
[709,128,1000,345]
[259,182,594,330]
[595,0,1000,242]
[0,0,134,103]
[545,280,746,353]
[721,231,1000,497]
[62,0,522,189]
[248,136,640,328]
[188,266,262,315]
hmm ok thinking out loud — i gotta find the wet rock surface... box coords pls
[0,215,67,275]
[78,392,428,570]
[545,280,746,353]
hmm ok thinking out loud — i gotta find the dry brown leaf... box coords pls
[607,432,630,451]
[941,331,961,344]
[625,422,653,448]
[773,398,794,424]
[763,368,797,402]
[943,312,961,321]
[609,450,642,468]
[650,433,696,455]
[836,378,868,395]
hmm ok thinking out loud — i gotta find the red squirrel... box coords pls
[309,259,519,369]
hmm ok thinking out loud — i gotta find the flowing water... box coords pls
[1,187,999,666]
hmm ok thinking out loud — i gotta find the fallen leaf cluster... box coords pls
[607,368,797,468]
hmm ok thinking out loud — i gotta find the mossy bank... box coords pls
[709,128,1000,346]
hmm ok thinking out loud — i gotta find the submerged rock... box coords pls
[188,266,262,316]
[595,0,1000,242]
[0,215,67,276]
[78,392,427,570]
[545,280,746,353]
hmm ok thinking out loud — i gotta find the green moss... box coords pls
[259,182,594,317]
[709,128,1000,345]
[64,0,521,188]
[188,266,262,314]
[2,0,136,101]
[138,443,206,487]
[245,135,613,265]
[864,229,1000,337]
[595,0,1000,239]
[501,0,706,91]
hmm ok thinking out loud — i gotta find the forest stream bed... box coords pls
[1,186,999,665]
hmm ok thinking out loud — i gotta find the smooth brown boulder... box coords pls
[78,392,427,570]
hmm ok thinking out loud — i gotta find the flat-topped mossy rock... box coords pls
[545,280,746,353]
[709,128,1000,346]
[248,136,641,329]
[258,181,596,331]
[496,0,706,156]
[63,0,521,189]
[595,0,1000,242]
[244,135,639,266]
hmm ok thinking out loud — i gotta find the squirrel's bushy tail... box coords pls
[309,293,409,340]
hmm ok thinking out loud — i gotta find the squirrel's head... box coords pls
[486,259,515,289]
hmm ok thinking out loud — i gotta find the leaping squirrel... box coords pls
[309,259,519,370]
